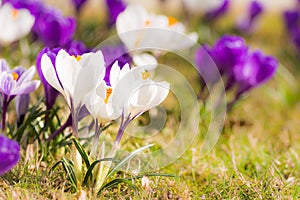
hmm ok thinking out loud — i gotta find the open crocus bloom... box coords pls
[0,61,40,101]
[113,65,170,144]
[84,61,130,121]
[116,4,198,51]
[114,65,170,120]
[41,49,106,110]
[0,3,34,45]
[0,135,20,176]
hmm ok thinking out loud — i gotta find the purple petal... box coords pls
[283,10,299,34]
[0,59,9,73]
[15,94,30,126]
[0,72,15,96]
[0,135,20,176]
[11,80,40,96]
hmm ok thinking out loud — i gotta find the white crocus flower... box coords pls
[0,3,35,45]
[116,4,198,52]
[113,65,170,144]
[84,61,130,121]
[41,49,106,113]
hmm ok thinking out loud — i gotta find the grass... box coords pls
[1,7,300,200]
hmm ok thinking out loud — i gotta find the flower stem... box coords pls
[1,100,8,133]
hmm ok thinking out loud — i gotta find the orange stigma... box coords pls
[142,71,151,80]
[12,9,18,19]
[168,16,177,26]
[144,19,151,26]
[104,88,113,104]
[12,72,19,80]
[72,55,81,61]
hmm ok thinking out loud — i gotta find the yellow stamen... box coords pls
[12,9,18,19]
[168,16,177,26]
[72,55,81,61]
[144,19,151,26]
[104,88,113,104]
[142,71,151,80]
[12,72,19,80]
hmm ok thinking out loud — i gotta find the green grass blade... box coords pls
[105,144,154,180]
[98,178,138,194]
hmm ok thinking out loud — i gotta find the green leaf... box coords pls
[83,158,116,186]
[72,138,90,168]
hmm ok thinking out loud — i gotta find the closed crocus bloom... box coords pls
[116,4,198,51]
[237,1,264,33]
[233,50,278,96]
[283,10,299,34]
[41,49,106,112]
[34,8,76,47]
[204,0,229,21]
[105,0,126,25]
[0,3,34,45]
[72,0,88,13]
[0,135,20,176]
[210,35,248,76]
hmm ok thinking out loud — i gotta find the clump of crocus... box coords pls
[0,59,40,132]
[195,35,278,111]
[83,60,170,190]
[236,1,264,34]
[0,3,35,45]
[0,135,20,176]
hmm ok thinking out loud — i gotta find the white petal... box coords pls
[41,54,64,95]
[132,53,157,70]
[73,51,106,107]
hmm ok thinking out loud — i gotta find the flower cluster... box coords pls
[195,35,278,110]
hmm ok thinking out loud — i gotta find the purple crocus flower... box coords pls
[0,135,20,176]
[36,48,61,112]
[233,50,278,96]
[33,8,76,48]
[99,45,132,85]
[283,10,299,34]
[204,0,229,22]
[195,35,278,110]
[0,60,40,131]
[237,1,264,33]
[209,35,248,78]
[72,0,88,13]
[105,0,126,25]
